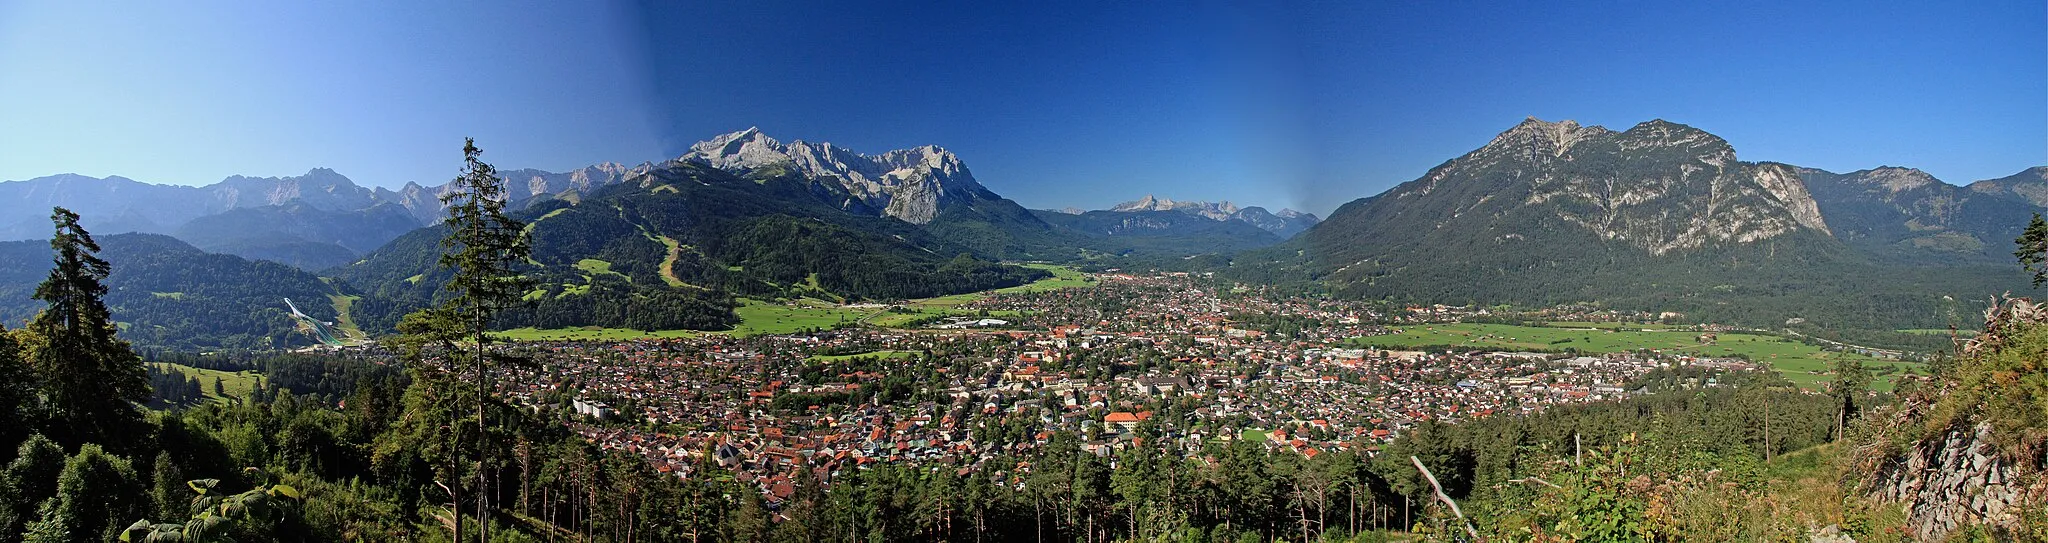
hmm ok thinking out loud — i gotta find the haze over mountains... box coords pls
[0,119,2039,347]
[1106,195,1321,238]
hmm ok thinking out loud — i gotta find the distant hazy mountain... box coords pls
[172,202,426,270]
[372,162,650,225]
[1110,195,1320,238]
[0,161,660,270]
[1031,208,1282,256]
[1255,117,2037,329]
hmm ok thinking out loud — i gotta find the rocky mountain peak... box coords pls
[681,129,989,225]
[1485,117,1613,158]
[1388,117,1832,256]
[1618,119,1729,152]
[1854,167,1939,193]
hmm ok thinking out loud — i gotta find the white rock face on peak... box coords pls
[1109,195,1321,237]
[1112,195,1239,221]
[682,128,987,225]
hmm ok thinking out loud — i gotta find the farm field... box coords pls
[730,298,869,336]
[1349,322,1919,391]
[910,264,1094,308]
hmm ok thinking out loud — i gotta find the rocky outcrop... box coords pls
[1968,166,2048,208]
[1869,422,2026,541]
[1858,297,2048,541]
[1505,118,1831,255]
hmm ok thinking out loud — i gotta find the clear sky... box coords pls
[0,1,2041,216]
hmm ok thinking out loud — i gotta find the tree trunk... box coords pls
[477,334,490,543]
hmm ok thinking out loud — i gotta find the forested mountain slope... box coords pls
[337,161,1046,334]
[0,233,343,350]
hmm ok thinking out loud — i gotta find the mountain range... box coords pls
[0,119,2040,346]
[1261,117,2043,329]
[1108,195,1321,238]
[0,164,652,270]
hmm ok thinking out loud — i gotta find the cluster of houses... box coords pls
[481,272,1771,503]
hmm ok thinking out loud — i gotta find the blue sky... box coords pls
[0,1,2040,216]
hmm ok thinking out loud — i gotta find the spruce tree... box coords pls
[396,139,532,543]
[26,208,146,446]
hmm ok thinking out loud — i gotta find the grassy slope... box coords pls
[149,362,265,406]
[1350,322,1917,390]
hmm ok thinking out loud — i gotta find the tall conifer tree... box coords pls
[397,139,532,543]
[27,208,146,446]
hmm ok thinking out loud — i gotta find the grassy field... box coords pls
[575,259,627,280]
[996,264,1093,293]
[730,298,869,336]
[900,264,1094,309]
[150,362,264,405]
[1349,322,1917,391]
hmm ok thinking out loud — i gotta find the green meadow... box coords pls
[149,362,264,405]
[1349,322,1920,391]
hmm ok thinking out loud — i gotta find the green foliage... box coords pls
[51,443,144,543]
[120,470,301,543]
[24,209,150,447]
[2018,212,2048,288]
[1921,303,2048,464]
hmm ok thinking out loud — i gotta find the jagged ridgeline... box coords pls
[337,161,1048,334]
[1239,118,2034,330]
[0,233,344,350]
[681,127,1079,260]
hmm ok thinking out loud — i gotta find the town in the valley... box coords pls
[386,269,1786,504]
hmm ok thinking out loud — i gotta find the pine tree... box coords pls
[26,208,147,446]
[396,139,533,543]
[1829,355,1870,441]
[2018,212,2048,287]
